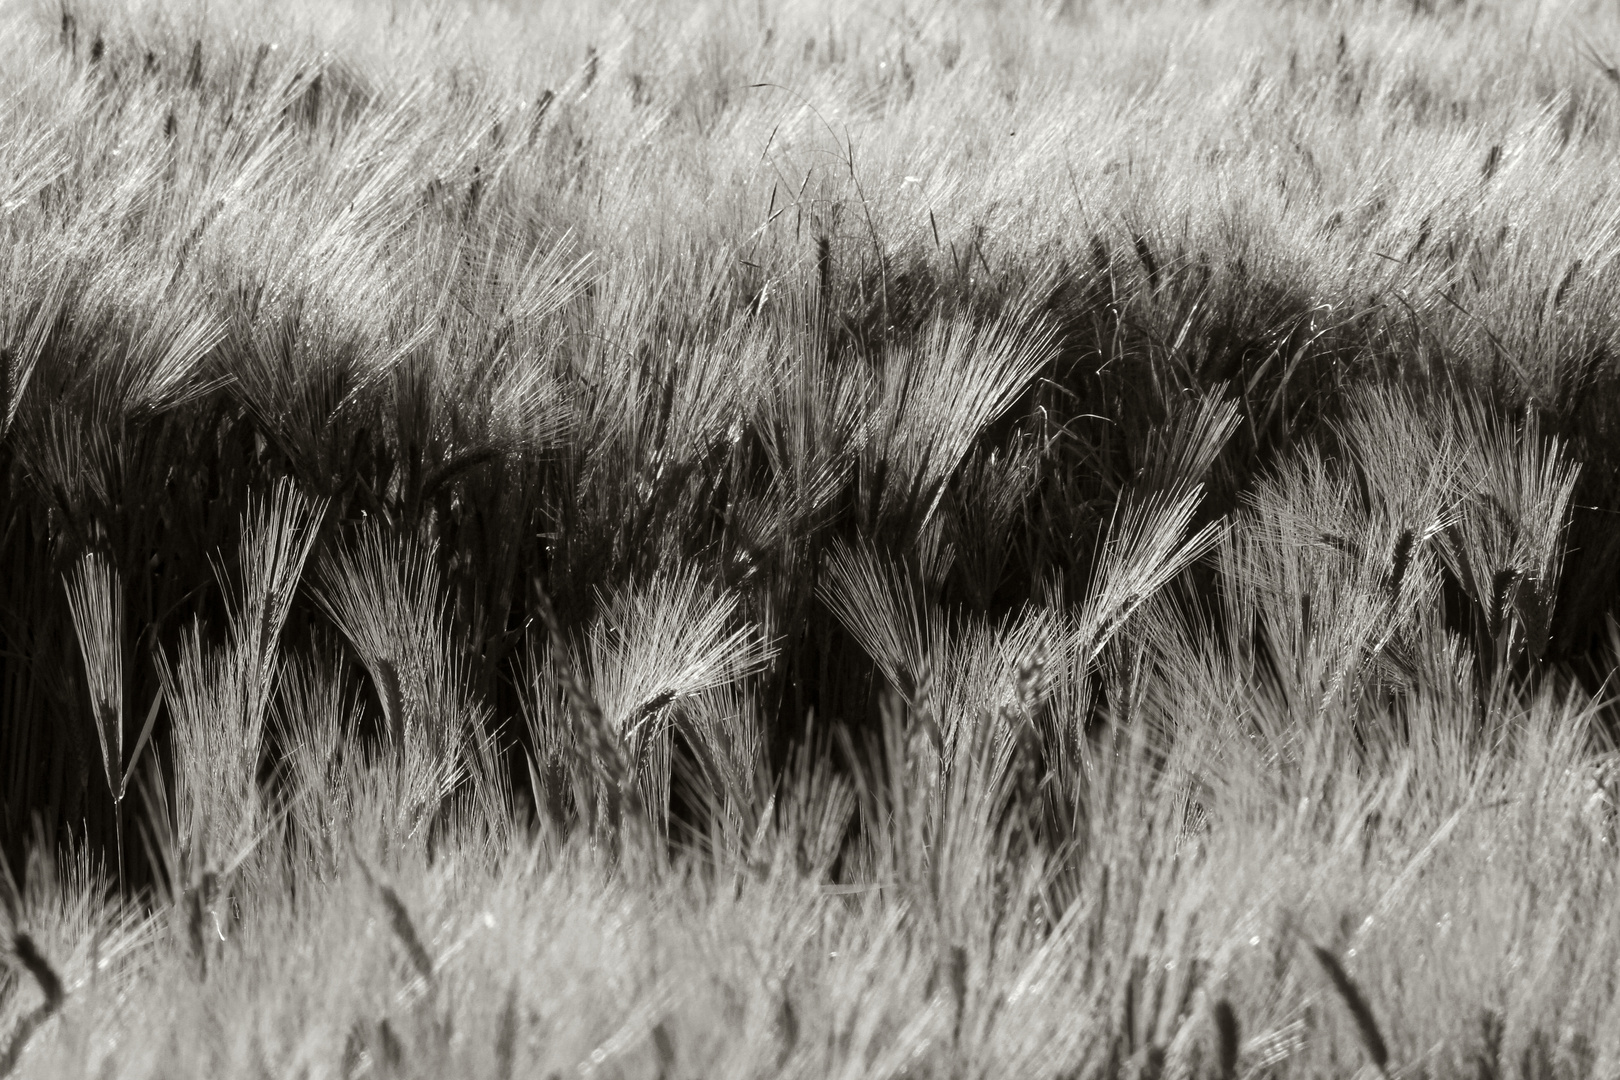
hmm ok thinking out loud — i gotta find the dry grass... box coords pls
[3,0,1620,1076]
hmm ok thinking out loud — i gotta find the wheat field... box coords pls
[3,0,1620,1076]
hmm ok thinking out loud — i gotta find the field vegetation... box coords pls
[5,0,1620,1075]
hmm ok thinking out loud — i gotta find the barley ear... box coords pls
[63,552,124,802]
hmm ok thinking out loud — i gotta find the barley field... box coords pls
[3,0,1620,1076]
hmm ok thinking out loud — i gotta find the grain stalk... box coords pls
[1309,942,1390,1077]
[0,933,64,1078]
